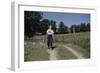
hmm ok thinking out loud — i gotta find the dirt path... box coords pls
[39,42,84,59]
[63,45,85,59]
[47,49,58,60]
[39,42,58,60]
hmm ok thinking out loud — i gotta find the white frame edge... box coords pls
[11,2,19,71]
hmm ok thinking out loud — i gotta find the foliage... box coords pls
[70,23,90,33]
[24,11,90,39]
[58,21,69,34]
[24,11,43,38]
[40,19,57,34]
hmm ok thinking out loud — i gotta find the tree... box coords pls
[70,25,75,33]
[50,20,56,33]
[24,11,43,38]
[58,21,69,34]
[86,23,90,31]
[76,25,80,32]
[58,21,65,34]
[40,19,50,34]
[80,23,87,32]
[64,26,69,33]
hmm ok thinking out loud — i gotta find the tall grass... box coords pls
[24,32,90,61]
[54,32,90,52]
[76,32,90,52]
[56,44,76,59]
[24,41,49,61]
[54,32,90,58]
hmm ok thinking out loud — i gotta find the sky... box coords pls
[42,11,90,27]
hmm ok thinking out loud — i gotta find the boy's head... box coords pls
[49,25,52,29]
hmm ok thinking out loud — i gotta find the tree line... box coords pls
[24,11,90,38]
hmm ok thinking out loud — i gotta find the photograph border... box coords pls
[11,2,97,71]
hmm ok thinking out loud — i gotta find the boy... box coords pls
[46,25,54,50]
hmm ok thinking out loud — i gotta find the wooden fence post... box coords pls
[73,27,77,44]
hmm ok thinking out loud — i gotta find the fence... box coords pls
[25,33,77,45]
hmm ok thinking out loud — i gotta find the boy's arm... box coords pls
[52,30,55,42]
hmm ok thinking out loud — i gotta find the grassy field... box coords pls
[24,32,90,61]
[55,43,77,59]
[54,32,90,52]
[54,32,90,58]
[66,44,90,58]
[24,42,49,61]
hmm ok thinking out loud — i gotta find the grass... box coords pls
[54,32,90,52]
[24,41,49,61]
[54,43,76,59]
[54,32,90,58]
[24,32,90,61]
[67,44,90,58]
[58,47,76,59]
[73,32,90,51]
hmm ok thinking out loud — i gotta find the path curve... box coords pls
[39,42,85,59]
[63,45,85,59]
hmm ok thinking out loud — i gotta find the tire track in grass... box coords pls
[63,45,85,59]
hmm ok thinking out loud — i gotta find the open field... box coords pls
[54,32,90,58]
[54,32,90,51]
[24,42,49,61]
[24,32,90,61]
